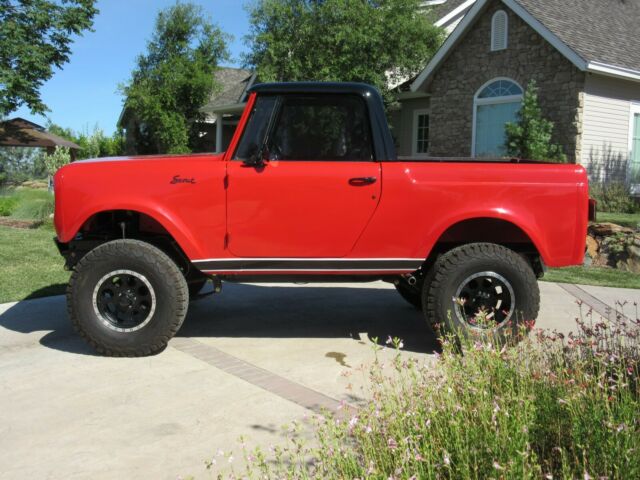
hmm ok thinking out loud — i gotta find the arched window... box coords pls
[472,78,523,157]
[491,10,508,51]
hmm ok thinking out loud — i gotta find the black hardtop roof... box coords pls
[248,81,381,98]
[247,81,396,161]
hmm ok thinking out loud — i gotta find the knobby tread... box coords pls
[67,239,188,357]
[423,242,540,339]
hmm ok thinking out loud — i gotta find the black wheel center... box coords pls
[454,272,515,329]
[93,270,156,331]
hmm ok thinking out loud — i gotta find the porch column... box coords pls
[215,113,223,153]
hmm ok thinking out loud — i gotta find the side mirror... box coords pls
[243,144,268,167]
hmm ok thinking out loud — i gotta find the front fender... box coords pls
[53,155,227,260]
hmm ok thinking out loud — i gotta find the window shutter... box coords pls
[491,11,508,51]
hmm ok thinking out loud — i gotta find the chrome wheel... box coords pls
[453,271,515,329]
[92,269,156,333]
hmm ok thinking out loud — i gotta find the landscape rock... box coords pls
[584,223,640,274]
[585,235,599,258]
[588,222,634,236]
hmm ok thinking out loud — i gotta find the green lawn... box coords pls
[597,211,640,229]
[0,224,69,304]
[543,265,640,289]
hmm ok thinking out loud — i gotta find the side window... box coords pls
[268,95,373,161]
[413,110,430,156]
[234,95,277,161]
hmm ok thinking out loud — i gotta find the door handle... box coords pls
[349,176,377,186]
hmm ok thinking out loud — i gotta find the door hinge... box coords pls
[223,173,229,189]
[224,233,229,248]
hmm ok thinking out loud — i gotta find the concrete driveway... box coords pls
[1,281,638,479]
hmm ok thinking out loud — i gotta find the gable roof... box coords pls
[430,0,476,28]
[411,0,640,92]
[201,67,255,112]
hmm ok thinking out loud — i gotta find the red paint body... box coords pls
[54,91,589,276]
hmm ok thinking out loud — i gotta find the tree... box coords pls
[0,0,98,116]
[505,81,567,162]
[43,146,70,177]
[120,2,230,154]
[244,0,445,106]
[47,123,124,160]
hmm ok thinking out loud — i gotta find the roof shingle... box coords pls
[202,67,254,110]
[515,0,640,73]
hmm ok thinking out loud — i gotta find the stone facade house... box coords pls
[393,0,640,192]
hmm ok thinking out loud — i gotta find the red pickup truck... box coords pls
[54,82,591,356]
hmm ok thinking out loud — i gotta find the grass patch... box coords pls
[597,212,640,230]
[0,224,68,303]
[0,187,55,221]
[543,266,640,289]
[215,319,640,479]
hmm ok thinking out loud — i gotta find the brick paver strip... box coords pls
[171,337,348,415]
[558,283,632,322]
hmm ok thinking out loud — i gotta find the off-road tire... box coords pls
[67,239,189,356]
[423,243,539,343]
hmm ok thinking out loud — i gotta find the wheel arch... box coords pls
[420,215,547,274]
[58,209,201,277]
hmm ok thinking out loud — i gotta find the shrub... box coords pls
[43,146,71,177]
[590,182,639,214]
[214,310,640,479]
[0,196,18,216]
[505,81,567,163]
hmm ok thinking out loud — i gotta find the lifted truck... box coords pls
[54,82,591,356]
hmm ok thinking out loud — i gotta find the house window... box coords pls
[629,104,640,194]
[473,78,523,157]
[413,109,430,156]
[491,10,508,51]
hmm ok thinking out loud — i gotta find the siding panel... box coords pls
[580,75,640,183]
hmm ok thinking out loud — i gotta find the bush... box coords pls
[505,81,567,163]
[590,182,639,214]
[215,312,640,479]
[0,196,18,216]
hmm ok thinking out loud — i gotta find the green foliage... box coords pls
[0,146,45,184]
[505,81,567,162]
[589,182,639,214]
[47,124,124,160]
[43,146,70,176]
[244,0,445,107]
[0,195,18,216]
[120,2,230,154]
[0,0,98,115]
[603,231,635,256]
[216,315,640,479]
